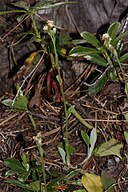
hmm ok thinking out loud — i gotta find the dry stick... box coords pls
[83,119,128,123]
[0,15,29,41]
[0,113,19,126]
[29,111,60,122]
[82,104,118,115]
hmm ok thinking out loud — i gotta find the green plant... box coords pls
[1,85,37,130]
[1,0,94,168]
[77,129,122,192]
[1,0,75,191]
[4,153,43,192]
[69,22,128,96]
[1,1,127,192]
[81,128,97,164]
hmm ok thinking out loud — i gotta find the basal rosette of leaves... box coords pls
[69,22,128,96]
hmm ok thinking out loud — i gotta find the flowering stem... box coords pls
[49,28,70,165]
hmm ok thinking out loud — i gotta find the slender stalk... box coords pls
[115,54,127,83]
[51,34,70,165]
[30,10,40,38]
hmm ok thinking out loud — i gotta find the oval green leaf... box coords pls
[81,131,90,145]
[107,22,121,39]
[84,54,108,66]
[11,1,29,10]
[81,31,101,48]
[94,138,123,159]
[88,72,108,95]
[69,46,100,57]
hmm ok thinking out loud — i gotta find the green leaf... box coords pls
[28,114,37,131]
[94,138,123,159]
[58,141,76,155]
[1,99,13,107]
[17,14,27,22]
[4,158,26,173]
[0,10,26,15]
[56,74,62,85]
[5,180,35,191]
[1,95,28,111]
[14,95,28,111]
[67,105,75,118]
[101,171,116,192]
[124,131,128,144]
[84,54,108,66]
[69,46,100,57]
[58,146,66,164]
[72,39,87,45]
[88,71,108,95]
[21,153,29,171]
[71,107,94,129]
[14,96,28,110]
[30,180,41,192]
[69,179,82,186]
[29,35,42,43]
[89,128,97,158]
[107,22,121,39]
[18,170,30,182]
[90,128,97,147]
[21,30,35,36]
[32,169,40,181]
[34,1,74,10]
[81,31,101,48]
[112,31,128,47]
[49,168,61,177]
[47,175,64,191]
[125,82,128,97]
[82,173,103,192]
[11,1,29,10]
[5,170,18,177]
[81,131,90,145]
[119,53,128,63]
[64,169,80,182]
[108,68,117,81]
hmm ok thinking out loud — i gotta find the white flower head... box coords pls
[47,20,54,28]
[33,132,42,145]
[102,33,112,49]
[102,33,111,41]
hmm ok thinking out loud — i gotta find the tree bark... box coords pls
[49,0,127,34]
